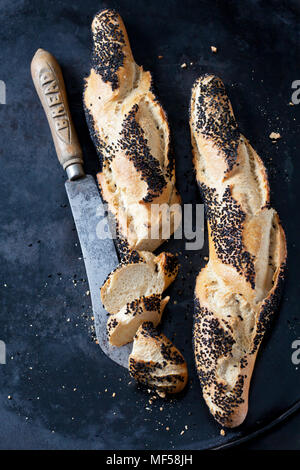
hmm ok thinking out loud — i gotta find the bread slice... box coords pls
[129,322,188,394]
[101,251,178,314]
[190,74,287,427]
[83,9,181,255]
[107,294,169,347]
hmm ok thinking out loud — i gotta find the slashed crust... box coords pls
[83,9,181,255]
[190,75,287,427]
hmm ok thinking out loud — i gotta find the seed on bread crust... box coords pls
[107,294,169,347]
[129,322,188,394]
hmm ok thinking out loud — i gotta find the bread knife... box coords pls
[31,48,131,368]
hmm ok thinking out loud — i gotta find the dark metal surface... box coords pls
[0,0,299,450]
[212,398,300,450]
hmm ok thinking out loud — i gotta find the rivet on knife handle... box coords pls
[31,48,85,180]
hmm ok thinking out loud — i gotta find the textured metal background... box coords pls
[0,0,299,450]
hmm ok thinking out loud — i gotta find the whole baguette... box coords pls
[83,9,181,255]
[190,75,287,427]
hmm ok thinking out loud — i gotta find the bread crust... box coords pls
[190,75,287,427]
[129,322,188,394]
[83,9,181,255]
[101,250,178,315]
[107,294,169,347]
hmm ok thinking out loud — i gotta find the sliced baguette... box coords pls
[129,322,188,394]
[101,251,178,314]
[107,294,169,347]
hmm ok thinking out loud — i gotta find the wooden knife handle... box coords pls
[31,48,84,173]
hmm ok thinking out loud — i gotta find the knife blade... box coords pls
[65,175,132,368]
[31,48,130,368]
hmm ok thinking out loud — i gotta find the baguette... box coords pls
[83,9,181,255]
[129,322,188,394]
[107,294,169,347]
[101,251,178,315]
[190,74,287,427]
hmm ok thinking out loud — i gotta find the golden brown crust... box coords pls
[190,74,287,427]
[107,294,169,347]
[83,9,181,254]
[129,322,188,394]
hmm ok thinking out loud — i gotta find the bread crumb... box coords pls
[220,429,226,436]
[181,63,187,68]
[112,392,116,398]
[157,390,166,398]
[158,55,163,59]
[86,290,90,296]
[8,395,12,400]
[166,426,170,431]
[211,46,217,53]
[269,132,281,140]
[180,430,185,435]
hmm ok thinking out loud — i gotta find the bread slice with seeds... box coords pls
[101,251,178,315]
[129,322,188,394]
[190,75,287,427]
[83,9,181,255]
[107,294,169,347]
